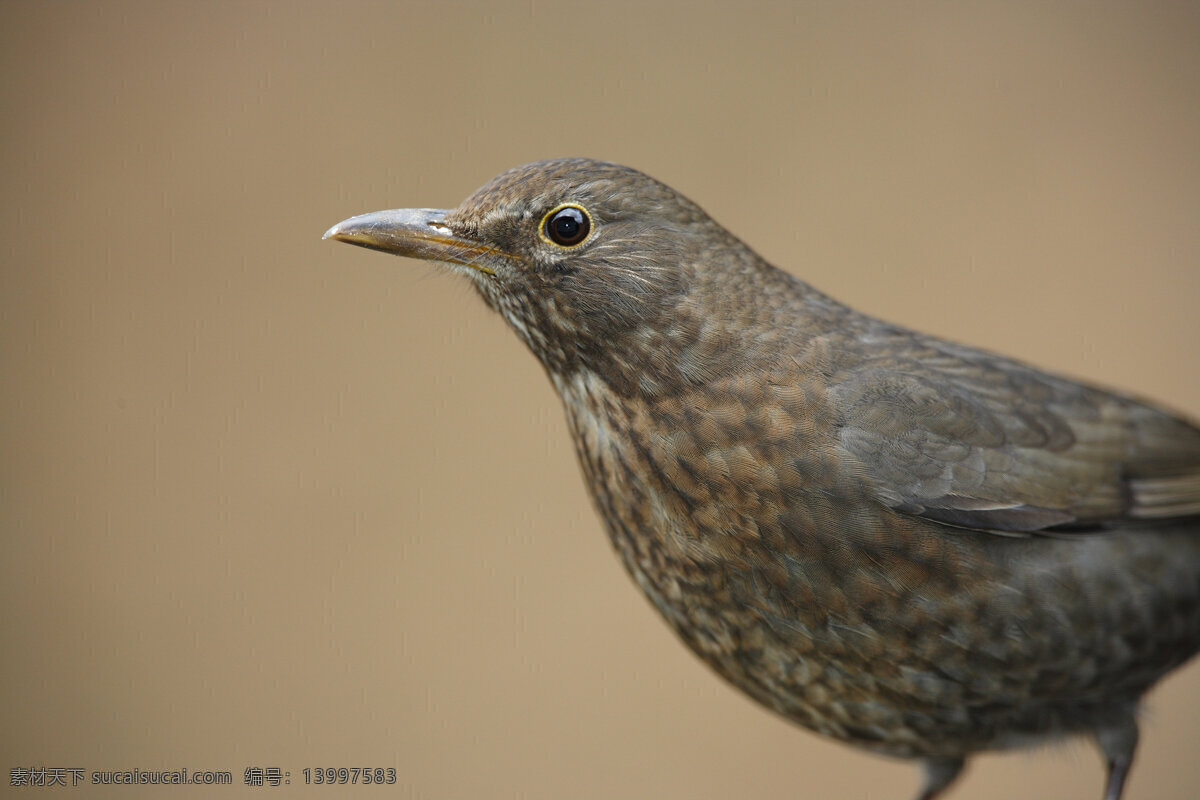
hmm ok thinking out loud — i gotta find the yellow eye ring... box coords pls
[539,204,593,248]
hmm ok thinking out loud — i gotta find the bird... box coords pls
[324,158,1200,800]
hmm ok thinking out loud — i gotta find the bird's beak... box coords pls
[323,208,504,276]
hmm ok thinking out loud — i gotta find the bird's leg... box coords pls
[1095,713,1139,800]
[913,757,964,800]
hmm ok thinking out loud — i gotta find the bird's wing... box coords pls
[827,330,1200,534]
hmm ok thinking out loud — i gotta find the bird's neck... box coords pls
[551,265,847,401]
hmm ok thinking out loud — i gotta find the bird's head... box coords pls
[325,158,776,395]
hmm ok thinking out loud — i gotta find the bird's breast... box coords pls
[549,366,868,661]
[548,367,986,750]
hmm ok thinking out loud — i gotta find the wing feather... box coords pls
[827,327,1200,534]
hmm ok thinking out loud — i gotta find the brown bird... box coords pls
[324,159,1200,800]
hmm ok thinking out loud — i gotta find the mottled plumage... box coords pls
[325,159,1200,799]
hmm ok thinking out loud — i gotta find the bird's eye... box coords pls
[541,204,591,248]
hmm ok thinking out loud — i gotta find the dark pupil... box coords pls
[549,208,587,245]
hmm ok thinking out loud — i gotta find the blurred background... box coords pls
[3,2,1198,798]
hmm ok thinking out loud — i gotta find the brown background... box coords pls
[3,3,1198,799]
